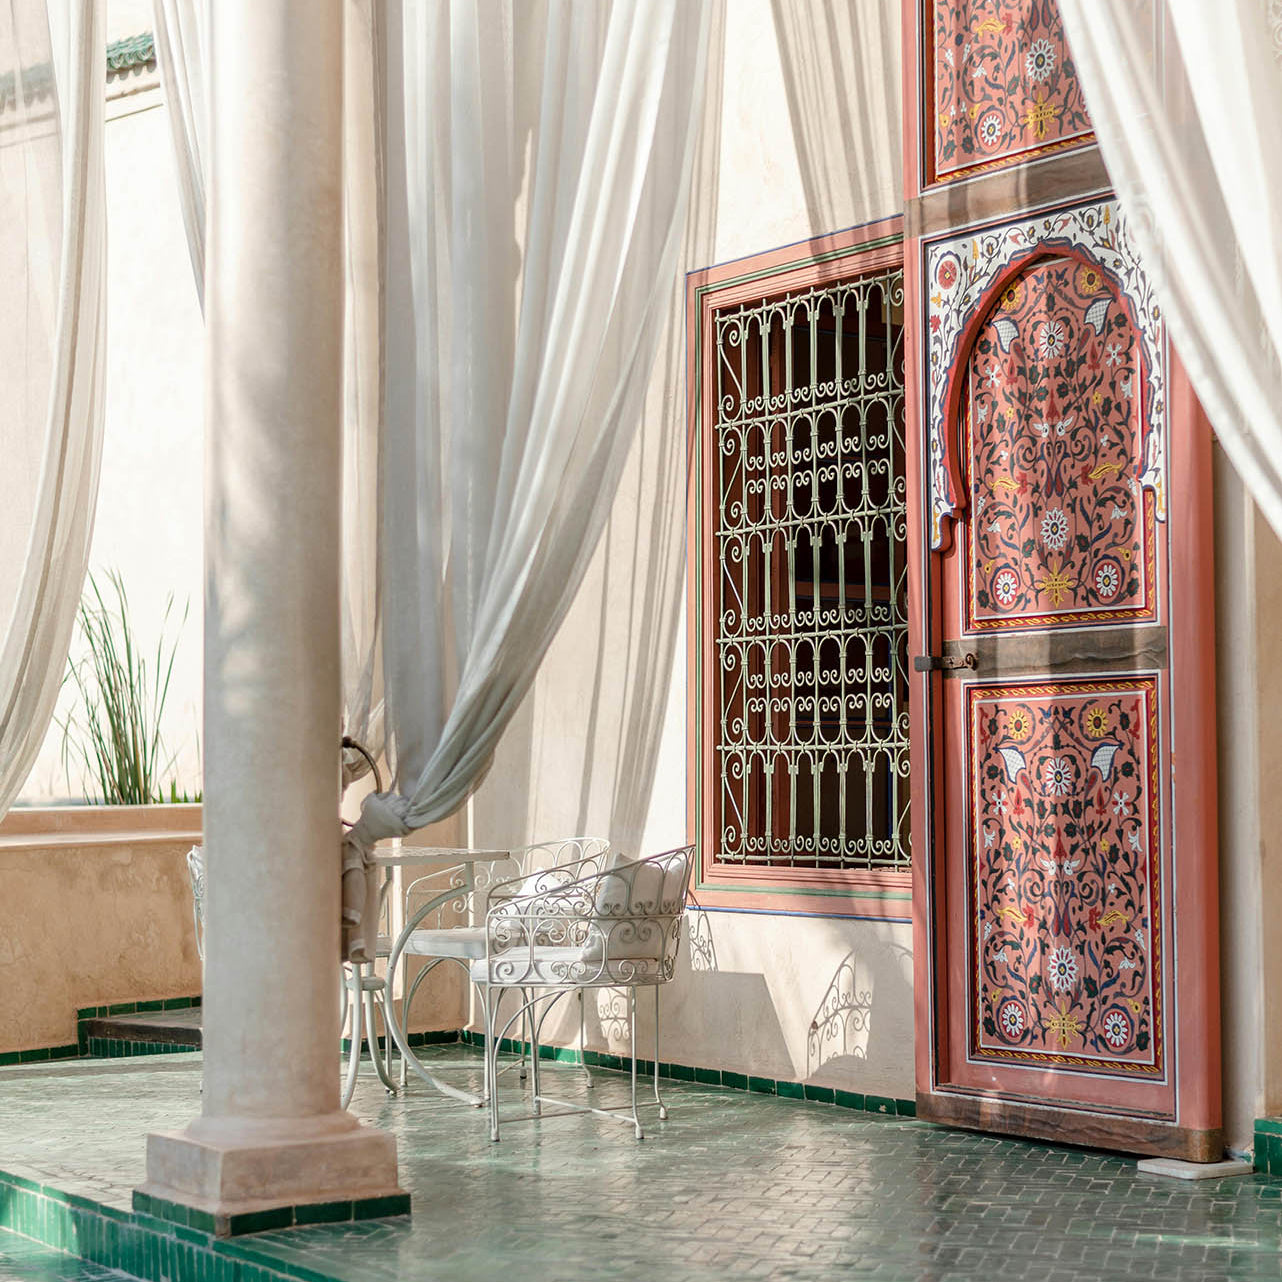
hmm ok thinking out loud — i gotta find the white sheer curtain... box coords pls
[0,0,106,819]
[152,0,385,782]
[1059,0,1282,540]
[152,0,205,308]
[341,0,710,958]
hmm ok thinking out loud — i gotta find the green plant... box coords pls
[59,569,198,805]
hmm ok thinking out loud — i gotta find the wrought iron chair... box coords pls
[475,843,695,1141]
[389,837,610,1095]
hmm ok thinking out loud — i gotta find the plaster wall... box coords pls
[1215,448,1282,1153]
[470,0,915,1098]
[0,807,203,1053]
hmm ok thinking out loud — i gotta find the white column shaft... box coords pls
[201,0,344,1126]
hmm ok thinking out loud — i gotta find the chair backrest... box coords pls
[186,845,205,962]
[582,844,695,974]
[477,835,610,905]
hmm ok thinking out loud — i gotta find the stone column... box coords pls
[139,1,403,1234]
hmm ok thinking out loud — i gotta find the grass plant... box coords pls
[59,570,199,805]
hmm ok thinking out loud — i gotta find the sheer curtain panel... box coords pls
[340,0,710,959]
[1058,0,1282,540]
[0,0,106,819]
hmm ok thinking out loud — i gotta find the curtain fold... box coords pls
[0,0,107,819]
[342,0,710,958]
[1058,0,1282,540]
[152,0,205,308]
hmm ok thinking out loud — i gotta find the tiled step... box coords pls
[81,1006,201,1058]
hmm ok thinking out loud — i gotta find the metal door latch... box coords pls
[913,652,977,672]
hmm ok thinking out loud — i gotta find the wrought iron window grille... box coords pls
[710,266,910,872]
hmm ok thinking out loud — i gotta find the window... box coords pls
[687,224,910,916]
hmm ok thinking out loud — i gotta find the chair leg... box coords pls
[341,965,363,1110]
[578,989,593,1088]
[653,986,667,1121]
[530,991,542,1116]
[518,987,531,1082]
[365,985,397,1094]
[485,985,501,1142]
[630,986,643,1140]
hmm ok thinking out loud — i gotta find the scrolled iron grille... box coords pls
[712,269,910,870]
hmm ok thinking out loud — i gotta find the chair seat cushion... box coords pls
[403,926,488,959]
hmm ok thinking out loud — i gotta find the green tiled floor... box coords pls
[0,1228,131,1281]
[2,1048,1282,1281]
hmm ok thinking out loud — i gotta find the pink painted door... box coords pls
[915,246,1222,1158]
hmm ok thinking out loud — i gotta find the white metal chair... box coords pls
[476,843,695,1141]
[390,837,610,1096]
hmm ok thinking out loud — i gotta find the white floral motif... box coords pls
[1105,341,1123,367]
[1044,756,1073,796]
[1094,561,1121,597]
[992,568,1019,607]
[1047,947,1078,993]
[1025,39,1056,83]
[999,1001,1025,1037]
[1040,508,1069,551]
[1103,1009,1131,1049]
[977,110,1003,149]
[1038,320,1066,358]
[1112,790,1131,815]
[986,365,1002,388]
[993,789,1010,815]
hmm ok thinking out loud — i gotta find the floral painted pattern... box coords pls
[929,0,1093,185]
[970,680,1161,1075]
[924,199,1167,550]
[964,255,1156,630]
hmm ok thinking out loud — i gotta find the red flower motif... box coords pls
[1022,904,1038,929]
[929,314,941,334]
[1088,905,1101,932]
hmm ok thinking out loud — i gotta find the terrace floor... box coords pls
[1,1046,1281,1282]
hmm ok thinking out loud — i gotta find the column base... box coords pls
[138,1117,406,1237]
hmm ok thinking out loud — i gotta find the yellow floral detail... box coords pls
[994,905,1026,925]
[993,477,1019,493]
[1085,705,1110,738]
[999,281,1023,311]
[1089,462,1123,480]
[1007,709,1031,740]
[931,291,942,307]
[969,103,981,119]
[1092,391,1102,406]
[974,16,1004,36]
[939,111,952,130]
[989,988,1003,1005]
[983,560,994,574]
[1098,838,1111,853]
[1035,557,1077,607]
[1022,87,1061,140]
[1100,908,1128,929]
[1126,998,1143,1013]
[1045,1001,1082,1048]
[1075,264,1105,295]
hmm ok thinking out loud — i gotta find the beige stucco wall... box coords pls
[0,807,203,1053]
[1215,448,1282,1153]
[470,0,914,1099]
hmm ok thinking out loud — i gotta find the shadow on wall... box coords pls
[770,0,903,234]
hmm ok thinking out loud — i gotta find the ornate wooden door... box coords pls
[910,199,1221,1158]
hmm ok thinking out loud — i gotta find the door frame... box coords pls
[906,200,1223,1160]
